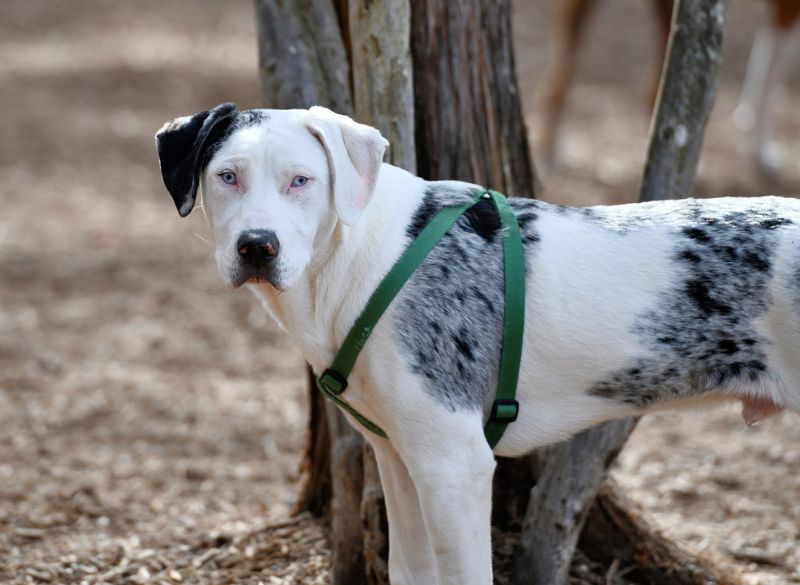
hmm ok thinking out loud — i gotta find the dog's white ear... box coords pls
[155,103,239,216]
[306,106,389,225]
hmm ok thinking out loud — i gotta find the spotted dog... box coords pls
[156,103,800,585]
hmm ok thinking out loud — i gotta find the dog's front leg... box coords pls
[371,439,438,585]
[396,412,496,585]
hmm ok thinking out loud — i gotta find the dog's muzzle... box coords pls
[233,229,281,287]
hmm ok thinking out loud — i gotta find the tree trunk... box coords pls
[513,420,638,585]
[512,1,727,583]
[255,0,352,114]
[347,0,416,172]
[348,3,415,582]
[410,0,537,195]
[294,367,331,517]
[256,1,413,583]
[641,0,727,200]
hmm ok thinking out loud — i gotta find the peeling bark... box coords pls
[255,0,352,114]
[410,0,538,196]
[349,0,416,171]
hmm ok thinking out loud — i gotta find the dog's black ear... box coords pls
[155,103,239,216]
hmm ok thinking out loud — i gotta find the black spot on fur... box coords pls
[453,335,475,361]
[515,212,539,230]
[721,246,738,261]
[683,226,711,243]
[235,109,269,127]
[760,217,792,229]
[592,385,617,398]
[743,251,770,272]
[395,184,539,412]
[679,249,702,263]
[407,195,441,238]
[685,279,732,316]
[464,199,500,242]
[588,199,794,407]
[472,287,497,314]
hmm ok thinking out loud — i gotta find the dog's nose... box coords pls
[237,230,280,264]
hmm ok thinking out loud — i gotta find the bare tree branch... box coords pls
[513,2,727,583]
[641,0,727,201]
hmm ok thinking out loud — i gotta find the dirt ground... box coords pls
[0,0,798,583]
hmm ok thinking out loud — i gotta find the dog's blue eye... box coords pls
[220,170,237,185]
[291,176,308,188]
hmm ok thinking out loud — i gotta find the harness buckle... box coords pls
[318,369,348,395]
[489,399,519,423]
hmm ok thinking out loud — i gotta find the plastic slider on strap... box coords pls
[318,369,348,395]
[489,399,519,423]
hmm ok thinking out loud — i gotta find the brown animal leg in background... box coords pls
[537,0,598,170]
[734,0,800,175]
[772,0,800,30]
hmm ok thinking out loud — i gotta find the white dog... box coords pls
[156,104,800,585]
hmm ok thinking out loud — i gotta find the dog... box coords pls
[538,0,800,175]
[156,103,800,585]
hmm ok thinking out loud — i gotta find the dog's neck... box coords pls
[248,163,427,373]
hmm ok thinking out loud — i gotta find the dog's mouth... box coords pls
[247,275,284,292]
[229,266,283,291]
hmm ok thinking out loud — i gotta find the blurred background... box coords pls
[0,0,798,583]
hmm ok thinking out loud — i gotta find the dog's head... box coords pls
[155,103,388,289]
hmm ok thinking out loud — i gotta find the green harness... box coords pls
[316,189,525,449]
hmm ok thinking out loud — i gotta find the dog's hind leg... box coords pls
[395,411,496,585]
[371,440,438,585]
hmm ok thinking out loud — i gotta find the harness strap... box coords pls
[483,190,525,448]
[317,189,524,449]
